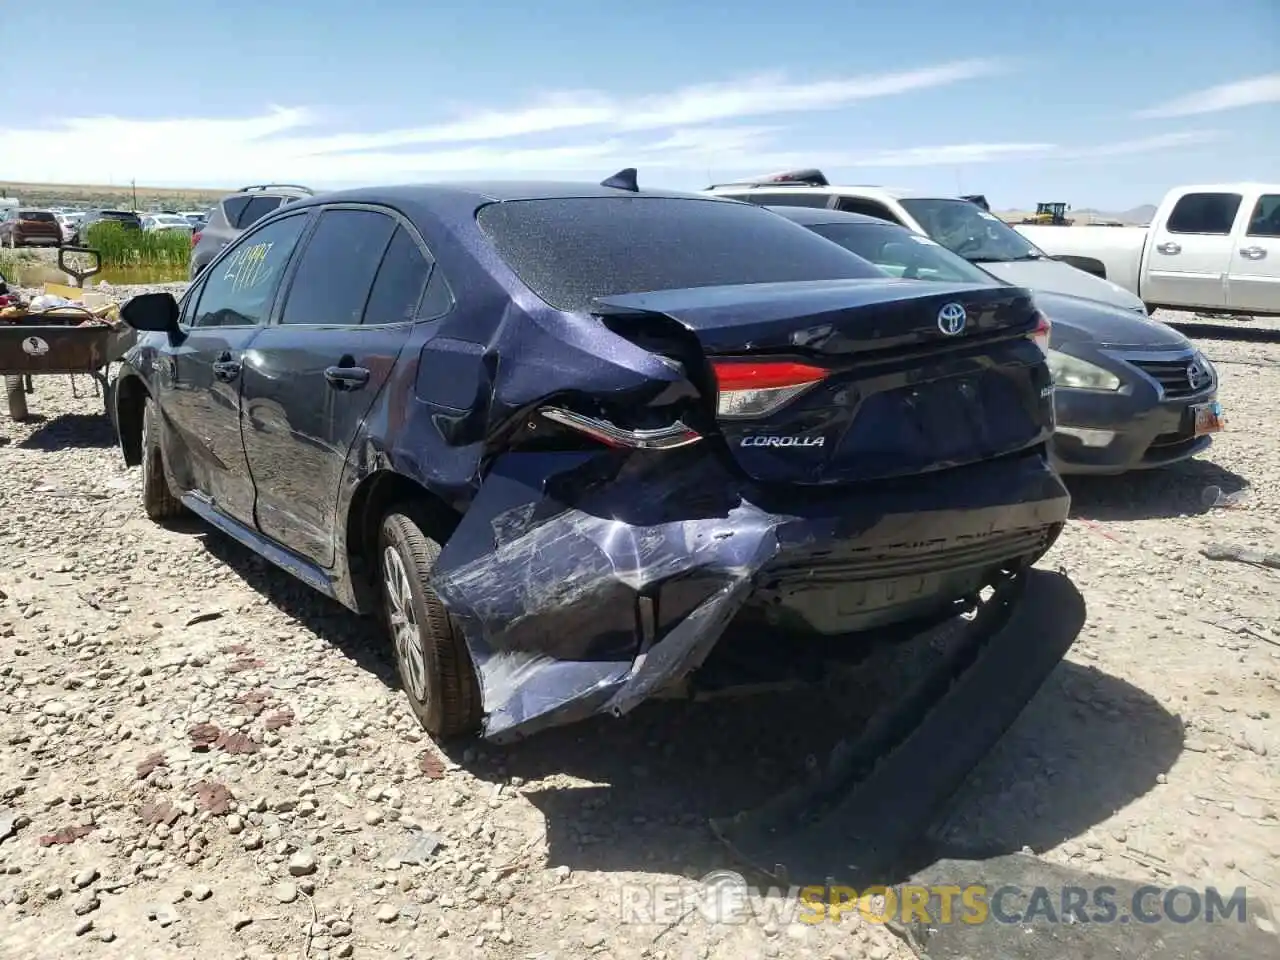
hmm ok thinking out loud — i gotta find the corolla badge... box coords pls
[937,302,967,336]
[740,436,826,448]
[1187,359,1209,391]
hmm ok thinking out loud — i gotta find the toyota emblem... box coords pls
[937,302,967,336]
[1187,361,1206,391]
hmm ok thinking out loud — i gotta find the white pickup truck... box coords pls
[1016,183,1280,317]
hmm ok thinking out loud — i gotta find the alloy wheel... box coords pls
[383,546,429,702]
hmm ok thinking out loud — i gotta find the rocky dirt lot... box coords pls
[1,299,1278,960]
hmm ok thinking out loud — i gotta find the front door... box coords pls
[1226,193,1280,315]
[240,208,433,567]
[1143,191,1241,310]
[156,211,311,523]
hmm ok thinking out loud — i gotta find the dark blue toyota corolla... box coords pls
[113,176,1069,742]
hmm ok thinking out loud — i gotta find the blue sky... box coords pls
[2,0,1277,209]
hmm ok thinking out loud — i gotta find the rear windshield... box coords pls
[102,211,138,221]
[807,222,999,286]
[20,211,55,222]
[476,196,882,313]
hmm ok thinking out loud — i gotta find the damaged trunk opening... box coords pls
[432,443,1068,743]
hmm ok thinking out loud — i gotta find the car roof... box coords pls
[299,180,722,207]
[278,181,738,225]
[764,206,905,228]
[710,183,949,202]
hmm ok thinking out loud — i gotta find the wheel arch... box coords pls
[115,372,150,466]
[341,470,461,612]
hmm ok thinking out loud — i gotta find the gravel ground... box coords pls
[1,287,1278,960]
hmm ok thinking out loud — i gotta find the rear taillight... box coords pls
[712,360,829,419]
[539,407,702,450]
[1030,312,1051,355]
[191,231,202,248]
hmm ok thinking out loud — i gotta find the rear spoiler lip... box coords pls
[591,278,1031,321]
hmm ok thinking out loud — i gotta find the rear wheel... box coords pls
[378,506,481,738]
[141,398,184,521]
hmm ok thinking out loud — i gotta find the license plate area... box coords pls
[1191,400,1224,437]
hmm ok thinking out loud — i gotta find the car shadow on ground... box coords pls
[189,524,1182,894]
[1067,457,1250,521]
[490,658,1182,886]
[16,410,115,450]
[194,526,401,689]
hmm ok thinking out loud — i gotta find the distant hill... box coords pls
[0,180,229,211]
[1117,204,1157,225]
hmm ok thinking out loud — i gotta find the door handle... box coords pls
[1240,246,1267,260]
[1155,242,1181,255]
[324,365,371,391]
[211,351,241,382]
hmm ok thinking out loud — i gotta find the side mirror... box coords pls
[121,292,181,335]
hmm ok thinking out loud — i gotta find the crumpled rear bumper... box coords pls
[432,448,1069,742]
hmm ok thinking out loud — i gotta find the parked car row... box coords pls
[110,171,1224,744]
[0,205,215,247]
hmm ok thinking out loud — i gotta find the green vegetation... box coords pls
[85,221,191,269]
[0,249,40,277]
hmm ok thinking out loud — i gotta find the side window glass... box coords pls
[364,226,434,325]
[835,198,899,223]
[179,278,206,325]
[281,209,396,326]
[1166,192,1242,235]
[417,266,454,320]
[1246,195,1280,238]
[220,196,250,227]
[191,214,309,328]
[237,196,285,229]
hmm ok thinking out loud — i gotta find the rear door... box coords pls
[1226,192,1280,314]
[1143,190,1241,309]
[239,206,429,566]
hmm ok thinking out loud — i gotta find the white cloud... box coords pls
[0,61,1218,189]
[0,60,1003,184]
[1064,130,1219,158]
[1135,73,1280,118]
[845,142,1057,167]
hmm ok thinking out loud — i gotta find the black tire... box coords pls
[141,398,184,521]
[377,506,481,738]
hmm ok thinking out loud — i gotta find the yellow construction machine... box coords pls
[1022,202,1074,226]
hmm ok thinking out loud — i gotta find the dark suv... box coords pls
[113,179,1068,743]
[72,210,143,244]
[190,184,313,279]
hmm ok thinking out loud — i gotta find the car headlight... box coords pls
[1047,350,1122,391]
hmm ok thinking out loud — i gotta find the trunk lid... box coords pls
[595,279,1054,485]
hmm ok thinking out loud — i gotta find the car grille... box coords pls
[1126,355,1208,400]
